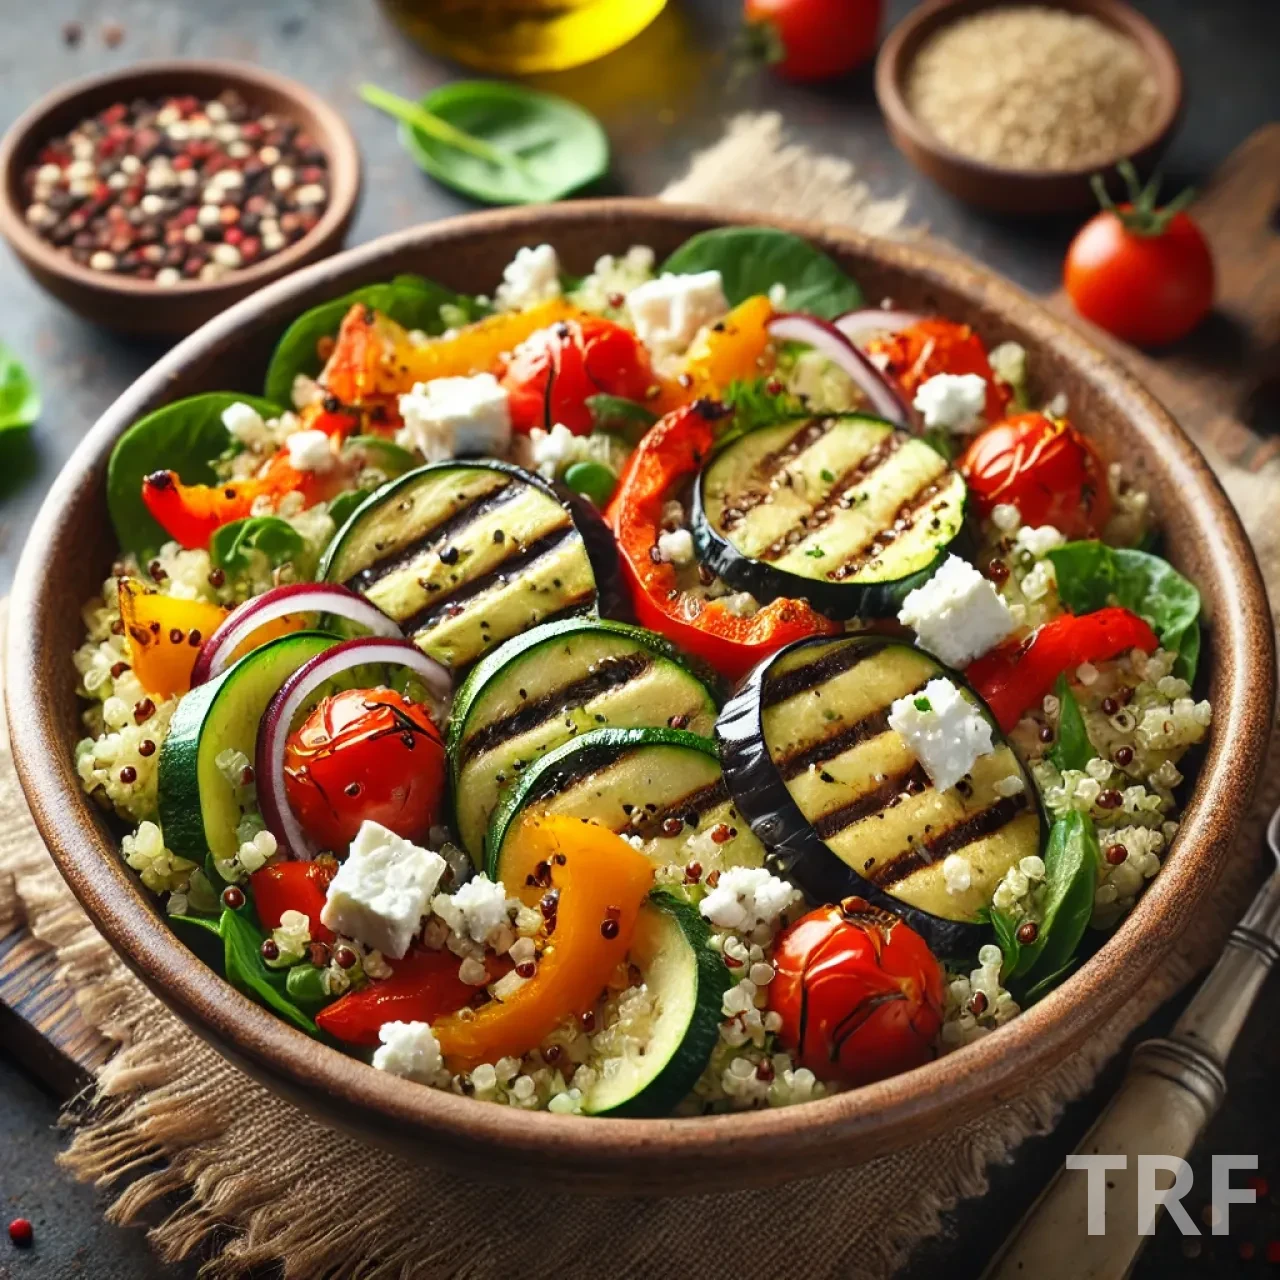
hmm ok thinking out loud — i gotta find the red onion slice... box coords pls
[193,583,402,685]
[767,312,910,427]
[256,637,452,861]
[833,308,924,347]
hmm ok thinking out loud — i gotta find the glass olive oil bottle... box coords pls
[379,0,668,75]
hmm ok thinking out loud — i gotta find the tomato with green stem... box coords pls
[743,0,883,82]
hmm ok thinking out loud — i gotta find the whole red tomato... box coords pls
[283,687,445,853]
[744,0,883,82]
[959,412,1111,538]
[1064,167,1214,347]
[768,898,944,1086]
[499,316,656,435]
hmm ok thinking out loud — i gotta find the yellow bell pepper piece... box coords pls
[118,578,228,699]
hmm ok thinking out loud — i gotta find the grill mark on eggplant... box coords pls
[825,477,950,582]
[761,642,877,707]
[863,793,1030,886]
[627,780,729,839]
[810,764,930,838]
[458,652,653,767]
[400,524,580,635]
[776,707,896,780]
[753,434,905,562]
[717,419,834,532]
[342,481,519,592]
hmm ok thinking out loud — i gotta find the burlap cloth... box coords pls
[1,115,1277,1280]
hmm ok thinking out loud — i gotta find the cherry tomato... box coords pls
[1064,167,1214,348]
[499,316,656,435]
[250,859,337,944]
[283,687,445,853]
[959,412,1111,538]
[768,898,944,1086]
[865,318,1009,425]
[744,0,882,82]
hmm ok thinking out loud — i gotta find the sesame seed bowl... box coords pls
[7,202,1273,1193]
[0,60,360,336]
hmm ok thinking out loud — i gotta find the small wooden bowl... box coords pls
[0,60,360,337]
[7,202,1274,1193]
[875,0,1183,215]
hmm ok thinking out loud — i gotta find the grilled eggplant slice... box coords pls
[716,634,1043,956]
[485,727,765,881]
[692,415,969,619]
[319,460,600,673]
[447,618,721,859]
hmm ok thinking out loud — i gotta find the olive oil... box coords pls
[379,0,668,75]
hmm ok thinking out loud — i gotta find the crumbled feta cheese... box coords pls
[942,854,973,895]
[432,874,510,945]
[495,243,562,312]
[627,271,729,360]
[523,421,578,480]
[1014,524,1066,558]
[290,373,325,411]
[221,401,269,448]
[887,678,995,794]
[897,555,1015,668]
[655,527,695,565]
[397,373,512,463]
[320,821,446,959]
[699,867,800,933]
[912,372,988,433]
[372,1020,448,1085]
[285,429,334,473]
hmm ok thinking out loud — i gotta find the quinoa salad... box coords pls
[73,226,1210,1117]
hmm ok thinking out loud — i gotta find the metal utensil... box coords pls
[985,803,1280,1279]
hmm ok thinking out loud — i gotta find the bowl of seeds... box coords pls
[0,60,360,336]
[875,0,1182,215]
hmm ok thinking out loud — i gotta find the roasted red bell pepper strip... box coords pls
[967,606,1159,732]
[250,860,336,945]
[606,402,839,681]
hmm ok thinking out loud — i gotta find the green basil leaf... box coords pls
[220,905,320,1036]
[328,488,370,529]
[1049,673,1095,774]
[586,393,658,440]
[1011,811,1100,989]
[661,227,863,319]
[107,392,284,561]
[0,344,40,431]
[366,81,610,206]
[1046,541,1202,682]
[988,907,1022,980]
[210,516,307,577]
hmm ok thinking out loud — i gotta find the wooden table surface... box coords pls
[0,1,1277,1276]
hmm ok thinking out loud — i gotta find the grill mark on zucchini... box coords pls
[826,479,949,581]
[399,525,578,634]
[718,419,835,532]
[810,765,929,838]
[864,793,1030,886]
[755,434,904,562]
[341,481,519,592]
[776,707,896,780]
[628,780,731,838]
[457,652,653,767]
[761,643,876,707]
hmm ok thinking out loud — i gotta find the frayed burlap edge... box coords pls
[0,113,1275,1279]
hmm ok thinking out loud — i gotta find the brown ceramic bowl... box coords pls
[7,202,1274,1194]
[875,0,1183,215]
[0,60,360,337]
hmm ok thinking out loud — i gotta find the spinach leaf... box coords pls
[170,913,222,939]
[1011,811,1100,993]
[285,963,331,1011]
[661,226,863,319]
[988,906,1022,979]
[587,393,658,441]
[263,275,485,407]
[1049,673,1095,774]
[1046,541,1202,682]
[328,488,370,528]
[0,344,40,431]
[220,905,320,1036]
[363,81,609,206]
[107,392,283,561]
[210,516,307,577]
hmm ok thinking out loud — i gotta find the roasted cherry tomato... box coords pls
[768,898,944,1086]
[250,859,337,945]
[743,0,882,82]
[866,317,1009,426]
[1064,165,1214,348]
[959,412,1111,538]
[499,316,657,435]
[967,607,1159,732]
[283,687,445,853]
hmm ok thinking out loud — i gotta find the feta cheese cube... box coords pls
[495,243,562,312]
[431,874,510,945]
[372,1020,447,1085]
[397,373,512,464]
[285,428,335,473]
[887,678,995,794]
[912,372,988,433]
[898,555,1014,668]
[655,527,695,565]
[627,271,729,360]
[221,400,269,449]
[699,867,800,933]
[320,821,446,958]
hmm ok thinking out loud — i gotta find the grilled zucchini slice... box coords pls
[692,415,968,619]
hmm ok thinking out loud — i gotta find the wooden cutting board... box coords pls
[2,125,1277,1101]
